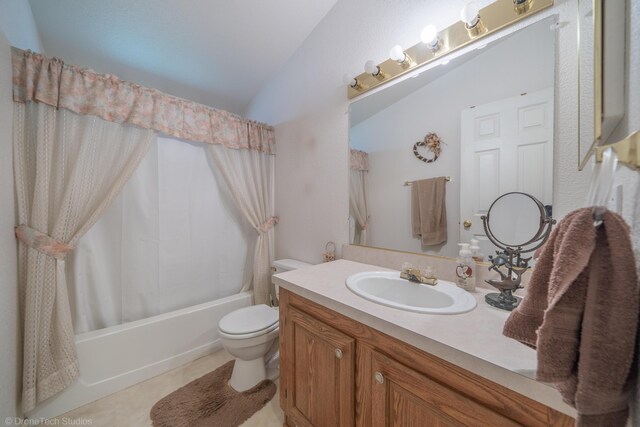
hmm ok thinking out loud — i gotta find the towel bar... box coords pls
[404,176,452,186]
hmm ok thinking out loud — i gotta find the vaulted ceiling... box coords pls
[28,0,337,115]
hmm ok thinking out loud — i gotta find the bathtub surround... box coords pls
[150,360,276,427]
[27,292,252,420]
[11,48,277,412]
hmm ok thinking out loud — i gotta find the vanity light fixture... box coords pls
[460,1,486,37]
[420,25,441,51]
[342,74,364,90]
[365,60,387,80]
[389,45,415,68]
[460,2,480,27]
[513,0,534,15]
[344,0,554,99]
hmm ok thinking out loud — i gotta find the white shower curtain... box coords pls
[14,102,154,411]
[208,143,276,306]
[66,137,255,333]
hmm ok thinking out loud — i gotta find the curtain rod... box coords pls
[404,176,452,186]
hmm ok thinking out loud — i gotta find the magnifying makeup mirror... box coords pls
[481,192,555,311]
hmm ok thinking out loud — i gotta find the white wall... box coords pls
[0,0,43,418]
[246,0,582,264]
[350,22,554,257]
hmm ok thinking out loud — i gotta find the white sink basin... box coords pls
[346,271,477,314]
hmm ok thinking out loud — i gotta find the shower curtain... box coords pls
[350,149,370,245]
[12,47,276,410]
[208,142,276,306]
[67,137,255,333]
[14,102,155,411]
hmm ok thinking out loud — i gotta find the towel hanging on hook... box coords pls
[585,148,618,227]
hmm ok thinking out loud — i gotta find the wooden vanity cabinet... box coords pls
[370,351,518,426]
[280,305,355,427]
[279,288,575,427]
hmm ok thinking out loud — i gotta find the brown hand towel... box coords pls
[410,177,447,246]
[503,207,639,426]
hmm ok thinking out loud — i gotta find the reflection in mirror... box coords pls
[487,193,543,249]
[349,17,557,259]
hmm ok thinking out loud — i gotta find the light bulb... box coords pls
[364,60,380,75]
[342,73,357,87]
[420,25,439,49]
[389,45,406,63]
[460,2,480,28]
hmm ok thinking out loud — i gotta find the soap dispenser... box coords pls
[456,243,476,292]
[470,238,483,263]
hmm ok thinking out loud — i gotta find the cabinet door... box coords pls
[371,351,520,427]
[281,306,355,427]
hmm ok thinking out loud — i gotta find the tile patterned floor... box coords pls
[52,350,284,426]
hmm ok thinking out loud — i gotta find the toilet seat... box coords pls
[218,304,279,339]
[219,322,279,340]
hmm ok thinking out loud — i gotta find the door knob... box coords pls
[463,219,472,230]
[374,371,384,384]
[335,348,343,359]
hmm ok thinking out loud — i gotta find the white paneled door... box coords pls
[460,88,554,257]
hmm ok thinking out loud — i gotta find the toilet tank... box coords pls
[271,259,312,305]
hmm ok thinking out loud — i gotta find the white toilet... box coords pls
[218,258,312,392]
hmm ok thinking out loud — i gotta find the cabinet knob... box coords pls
[335,348,343,359]
[374,371,384,384]
[463,219,472,230]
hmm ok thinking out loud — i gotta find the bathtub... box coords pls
[27,291,253,419]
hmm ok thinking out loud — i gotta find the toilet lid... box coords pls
[218,304,278,335]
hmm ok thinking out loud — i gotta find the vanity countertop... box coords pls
[273,259,575,417]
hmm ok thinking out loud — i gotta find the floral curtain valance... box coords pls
[11,47,275,154]
[350,148,369,171]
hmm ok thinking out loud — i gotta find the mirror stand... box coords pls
[481,192,555,311]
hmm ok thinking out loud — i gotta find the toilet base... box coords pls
[228,352,280,393]
[229,358,267,392]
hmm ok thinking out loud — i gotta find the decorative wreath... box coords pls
[413,132,444,163]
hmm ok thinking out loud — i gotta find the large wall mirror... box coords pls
[349,17,557,259]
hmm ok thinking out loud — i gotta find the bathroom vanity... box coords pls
[274,260,575,426]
